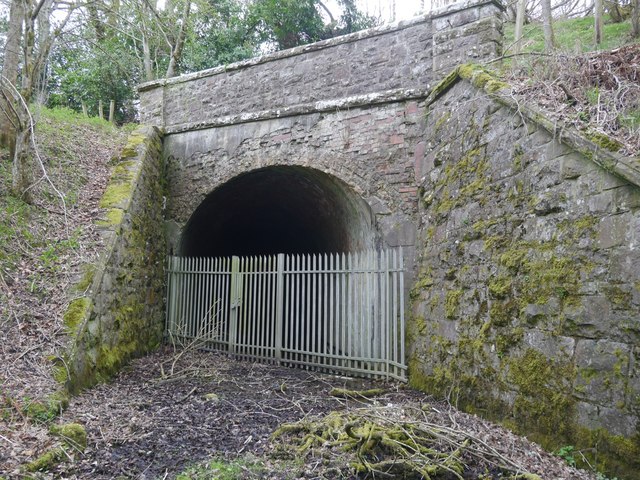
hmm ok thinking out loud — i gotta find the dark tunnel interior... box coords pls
[179,166,378,257]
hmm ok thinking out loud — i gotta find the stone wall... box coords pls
[62,126,166,392]
[139,0,504,132]
[162,94,424,265]
[409,66,640,477]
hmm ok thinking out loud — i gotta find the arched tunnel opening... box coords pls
[179,166,379,257]
[168,166,405,378]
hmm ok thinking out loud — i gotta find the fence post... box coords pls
[274,253,285,363]
[229,256,240,355]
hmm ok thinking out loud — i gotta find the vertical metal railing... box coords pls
[165,248,406,380]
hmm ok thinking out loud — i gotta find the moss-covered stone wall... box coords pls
[62,125,166,392]
[410,67,640,478]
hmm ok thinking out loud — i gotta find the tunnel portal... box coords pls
[179,166,379,257]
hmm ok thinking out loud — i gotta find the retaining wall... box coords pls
[409,66,640,477]
[62,126,167,392]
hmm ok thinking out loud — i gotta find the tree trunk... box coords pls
[21,1,36,103]
[109,100,115,123]
[99,100,104,119]
[541,0,556,52]
[142,32,154,81]
[166,0,192,78]
[12,127,33,203]
[632,0,640,37]
[88,1,106,41]
[33,0,53,100]
[595,0,604,44]
[0,0,24,150]
[514,0,527,56]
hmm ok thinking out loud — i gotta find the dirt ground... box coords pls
[1,349,591,480]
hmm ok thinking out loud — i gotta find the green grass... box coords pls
[504,15,635,54]
[174,455,305,480]
[35,106,119,135]
[175,457,265,480]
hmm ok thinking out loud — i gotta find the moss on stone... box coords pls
[50,423,87,451]
[75,264,96,292]
[410,275,434,299]
[432,146,490,217]
[99,183,133,209]
[97,208,124,227]
[495,327,524,356]
[23,391,68,424]
[498,244,529,272]
[63,297,92,334]
[112,161,136,181]
[572,427,640,477]
[24,424,86,473]
[65,126,166,394]
[603,285,632,309]
[426,69,461,107]
[489,299,517,327]
[488,275,512,298]
[411,315,428,336]
[118,133,147,158]
[444,289,463,319]
[586,131,623,152]
[434,111,451,133]
[25,447,65,472]
[457,64,510,94]
[508,348,576,440]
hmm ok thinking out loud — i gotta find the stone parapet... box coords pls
[139,0,504,130]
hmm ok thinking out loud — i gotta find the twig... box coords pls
[176,386,197,403]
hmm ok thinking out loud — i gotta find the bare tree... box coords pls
[541,0,556,51]
[0,0,75,201]
[0,0,24,149]
[165,0,192,78]
[513,0,527,56]
[594,0,604,44]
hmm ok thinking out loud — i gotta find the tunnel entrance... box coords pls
[179,166,378,257]
[168,166,407,380]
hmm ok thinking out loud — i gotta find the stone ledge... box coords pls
[164,88,433,134]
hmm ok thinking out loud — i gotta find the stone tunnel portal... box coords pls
[178,166,379,257]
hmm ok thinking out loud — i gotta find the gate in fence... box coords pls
[165,249,406,380]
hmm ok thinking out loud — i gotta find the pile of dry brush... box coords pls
[272,402,542,479]
[506,44,640,156]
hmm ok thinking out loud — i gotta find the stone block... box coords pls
[522,329,575,359]
[564,295,613,339]
[576,401,638,437]
[613,184,640,211]
[597,213,633,249]
[587,190,615,213]
[379,215,416,247]
[574,339,630,406]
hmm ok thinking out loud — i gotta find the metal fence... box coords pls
[165,249,406,381]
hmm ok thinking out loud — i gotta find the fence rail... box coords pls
[165,249,406,381]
